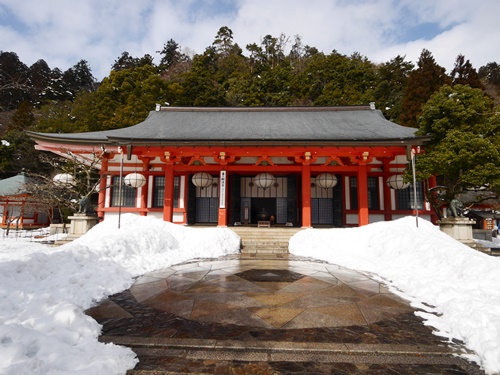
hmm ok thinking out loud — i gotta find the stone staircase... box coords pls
[229,226,303,254]
[98,336,480,375]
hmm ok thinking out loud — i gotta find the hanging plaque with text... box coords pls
[219,170,226,208]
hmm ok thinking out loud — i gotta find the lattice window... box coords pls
[312,198,334,225]
[153,176,180,208]
[111,176,136,207]
[152,176,165,208]
[195,197,218,223]
[396,183,424,210]
[276,197,287,224]
[350,177,379,210]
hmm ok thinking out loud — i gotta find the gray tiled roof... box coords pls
[0,173,32,196]
[27,106,423,146]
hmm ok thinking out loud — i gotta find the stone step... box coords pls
[240,247,289,254]
[241,242,289,246]
[99,336,478,374]
[230,227,303,254]
[241,241,291,249]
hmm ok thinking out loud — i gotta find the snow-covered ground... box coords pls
[0,214,240,375]
[290,217,500,374]
[1,215,500,374]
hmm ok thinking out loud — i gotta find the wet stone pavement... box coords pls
[86,255,485,374]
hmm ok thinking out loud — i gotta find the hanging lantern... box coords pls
[315,173,338,189]
[124,172,146,188]
[387,174,410,189]
[253,173,275,189]
[53,173,74,186]
[192,172,213,188]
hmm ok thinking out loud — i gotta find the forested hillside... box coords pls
[1,26,499,179]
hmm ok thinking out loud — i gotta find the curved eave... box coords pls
[107,137,429,147]
[27,131,430,148]
[26,131,111,146]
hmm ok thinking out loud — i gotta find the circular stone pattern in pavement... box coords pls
[130,259,414,330]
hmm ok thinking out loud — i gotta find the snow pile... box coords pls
[290,216,500,374]
[2,214,500,374]
[0,214,240,375]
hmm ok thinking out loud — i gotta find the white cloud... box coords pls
[0,0,498,79]
[371,1,500,72]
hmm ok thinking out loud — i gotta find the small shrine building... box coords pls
[0,173,58,228]
[28,105,435,227]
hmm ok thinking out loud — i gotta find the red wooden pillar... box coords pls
[20,201,25,228]
[301,164,312,228]
[1,201,6,225]
[163,164,174,222]
[3,199,10,225]
[139,176,148,216]
[357,163,369,226]
[428,176,437,190]
[97,157,109,220]
[218,170,227,227]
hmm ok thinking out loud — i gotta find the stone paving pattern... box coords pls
[86,255,485,374]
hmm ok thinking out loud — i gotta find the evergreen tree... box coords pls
[0,102,44,176]
[479,62,500,86]
[28,59,52,106]
[178,28,247,106]
[374,55,414,122]
[79,64,169,131]
[399,49,451,128]
[179,47,227,106]
[64,60,96,93]
[44,68,71,102]
[36,64,170,133]
[112,52,155,72]
[261,34,288,69]
[35,100,81,134]
[450,54,482,89]
[245,42,266,74]
[295,51,376,106]
[158,39,189,71]
[415,84,500,209]
[0,51,31,110]
[212,26,242,58]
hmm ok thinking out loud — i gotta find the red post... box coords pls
[97,158,108,221]
[382,159,392,221]
[139,179,148,216]
[218,170,227,227]
[358,163,369,226]
[163,164,174,222]
[301,165,312,227]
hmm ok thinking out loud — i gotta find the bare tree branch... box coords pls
[22,150,109,221]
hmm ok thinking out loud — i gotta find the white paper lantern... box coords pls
[386,174,410,189]
[124,173,146,188]
[192,172,213,188]
[53,173,74,186]
[315,173,338,189]
[254,173,275,189]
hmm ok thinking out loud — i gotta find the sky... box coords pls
[2,215,500,374]
[1,0,499,81]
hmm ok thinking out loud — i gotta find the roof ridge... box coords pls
[157,105,371,113]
